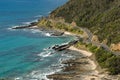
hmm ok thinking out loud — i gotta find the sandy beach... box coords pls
[11,18,120,80]
[64,31,77,36]
[48,46,120,80]
[68,46,101,80]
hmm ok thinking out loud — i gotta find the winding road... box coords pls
[48,18,120,56]
[82,28,120,56]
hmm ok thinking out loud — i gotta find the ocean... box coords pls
[0,0,75,80]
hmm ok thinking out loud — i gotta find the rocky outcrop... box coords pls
[52,44,70,51]
[91,35,99,43]
[12,22,38,29]
[71,21,77,27]
[51,31,64,36]
[110,43,120,51]
[52,40,78,51]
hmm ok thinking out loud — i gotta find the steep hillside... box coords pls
[50,0,120,46]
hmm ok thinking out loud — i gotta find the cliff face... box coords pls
[111,43,120,51]
[50,0,120,46]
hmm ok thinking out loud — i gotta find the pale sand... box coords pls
[69,46,92,57]
[64,31,75,35]
[64,31,83,36]
[48,45,120,80]
[68,46,105,80]
[68,46,120,80]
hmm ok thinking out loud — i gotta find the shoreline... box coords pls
[10,12,120,80]
[11,24,77,37]
[47,46,120,80]
[11,25,79,80]
[10,19,120,80]
[47,46,100,80]
[9,22,108,80]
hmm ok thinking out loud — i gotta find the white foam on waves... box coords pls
[27,68,61,80]
[22,19,38,25]
[30,29,41,33]
[7,25,21,31]
[35,15,43,18]
[40,32,52,37]
[45,33,51,36]
[38,51,52,58]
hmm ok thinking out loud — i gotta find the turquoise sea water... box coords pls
[0,0,74,79]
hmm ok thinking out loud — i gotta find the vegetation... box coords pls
[51,0,120,45]
[37,0,120,75]
[37,18,83,34]
[75,41,120,75]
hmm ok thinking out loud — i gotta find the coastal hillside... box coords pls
[50,0,120,46]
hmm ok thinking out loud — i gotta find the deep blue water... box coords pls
[0,0,74,79]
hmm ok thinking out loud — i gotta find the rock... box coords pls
[12,22,38,29]
[91,35,99,43]
[12,26,29,29]
[52,44,70,51]
[52,40,79,51]
[68,40,78,45]
[51,31,64,36]
[91,78,95,80]
[71,21,77,27]
[110,43,120,51]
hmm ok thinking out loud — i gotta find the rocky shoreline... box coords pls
[47,46,120,80]
[11,22,66,37]
[52,40,78,51]
[47,46,96,80]
[11,19,120,80]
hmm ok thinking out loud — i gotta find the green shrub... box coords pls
[51,0,120,45]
